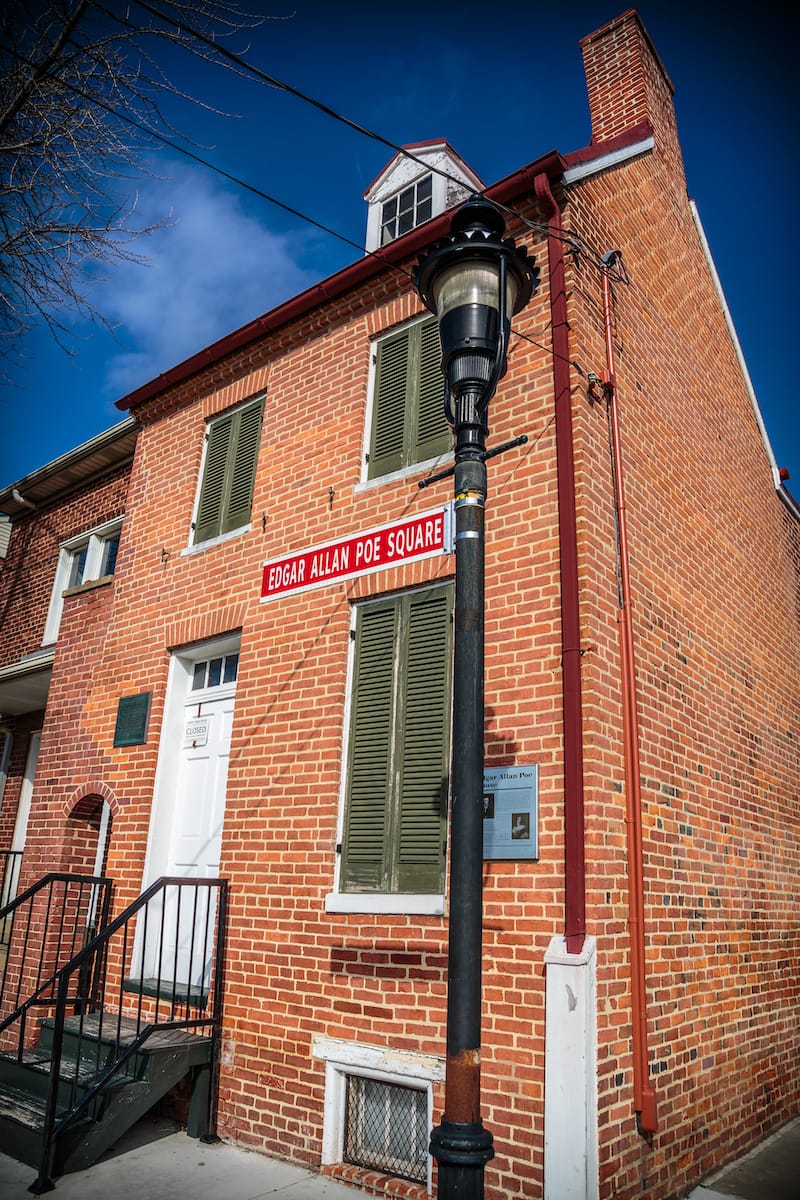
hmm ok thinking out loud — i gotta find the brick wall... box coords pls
[567,14,800,1198]
[0,465,130,671]
[11,205,566,1198]
[5,10,798,1200]
[0,464,131,859]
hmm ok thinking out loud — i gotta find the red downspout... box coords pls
[600,253,658,1134]
[534,174,586,954]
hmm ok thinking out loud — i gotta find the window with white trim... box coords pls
[43,517,124,644]
[314,1036,442,1193]
[380,174,433,245]
[0,728,11,812]
[338,583,452,897]
[192,396,264,545]
[366,316,450,481]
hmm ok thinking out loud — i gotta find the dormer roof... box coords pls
[364,140,484,254]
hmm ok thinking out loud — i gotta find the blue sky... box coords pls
[1,0,797,490]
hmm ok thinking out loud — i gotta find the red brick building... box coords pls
[1,11,797,1200]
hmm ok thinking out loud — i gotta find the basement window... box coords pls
[313,1036,443,1192]
[345,1075,428,1183]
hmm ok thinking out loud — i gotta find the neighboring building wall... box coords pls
[0,466,130,668]
[567,12,800,1199]
[0,465,131,867]
[17,581,121,886]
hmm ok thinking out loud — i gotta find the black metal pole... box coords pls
[430,385,494,1198]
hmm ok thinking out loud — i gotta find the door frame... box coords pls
[142,633,240,887]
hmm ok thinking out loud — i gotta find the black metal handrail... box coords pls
[29,876,228,1195]
[0,872,112,1024]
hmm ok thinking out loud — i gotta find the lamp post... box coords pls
[414,198,537,1199]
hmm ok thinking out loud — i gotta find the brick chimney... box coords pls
[580,8,675,145]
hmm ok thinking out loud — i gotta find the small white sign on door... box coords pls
[183,717,210,748]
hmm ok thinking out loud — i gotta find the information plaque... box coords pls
[483,764,539,860]
[113,692,152,748]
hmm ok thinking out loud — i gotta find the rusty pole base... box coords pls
[431,1119,494,1199]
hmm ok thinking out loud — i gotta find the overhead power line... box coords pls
[4,7,605,377]
[99,0,601,264]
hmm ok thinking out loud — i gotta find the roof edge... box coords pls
[0,417,137,518]
[116,149,566,415]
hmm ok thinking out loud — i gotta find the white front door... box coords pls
[139,642,239,991]
[169,687,234,881]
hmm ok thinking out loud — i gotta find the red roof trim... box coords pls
[562,119,654,168]
[116,148,568,414]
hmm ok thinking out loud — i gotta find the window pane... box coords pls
[416,195,432,224]
[344,1075,427,1183]
[208,657,223,687]
[67,546,88,588]
[398,185,415,217]
[223,653,239,683]
[417,174,432,202]
[192,662,206,690]
[100,535,120,577]
[380,197,397,245]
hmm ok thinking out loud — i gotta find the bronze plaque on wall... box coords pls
[113,692,151,747]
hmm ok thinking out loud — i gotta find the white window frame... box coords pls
[357,314,451,490]
[43,517,124,645]
[325,588,448,917]
[313,1036,443,1194]
[184,394,264,552]
[0,727,12,812]
[379,173,433,245]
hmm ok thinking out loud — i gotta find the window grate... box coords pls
[344,1075,427,1184]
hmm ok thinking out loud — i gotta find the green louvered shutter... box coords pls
[222,398,264,534]
[396,586,452,893]
[193,400,263,545]
[342,585,452,896]
[341,602,398,891]
[369,327,410,479]
[194,412,233,544]
[414,317,451,463]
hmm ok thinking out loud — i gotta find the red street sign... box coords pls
[261,507,450,601]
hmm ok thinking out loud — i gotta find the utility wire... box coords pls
[5,15,603,377]
[97,0,602,264]
[100,0,472,190]
[1,39,414,281]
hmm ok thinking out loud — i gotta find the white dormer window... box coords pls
[380,175,433,245]
[364,141,484,254]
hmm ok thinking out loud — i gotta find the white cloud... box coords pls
[91,161,317,397]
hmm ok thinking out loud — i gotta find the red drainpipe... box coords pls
[600,252,658,1135]
[533,174,586,954]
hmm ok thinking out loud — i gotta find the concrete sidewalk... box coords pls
[0,1117,360,1200]
[2,1113,798,1200]
[685,1115,800,1200]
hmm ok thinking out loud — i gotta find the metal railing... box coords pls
[28,876,228,1194]
[0,872,112,1023]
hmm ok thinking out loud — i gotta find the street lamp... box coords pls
[414,198,537,1199]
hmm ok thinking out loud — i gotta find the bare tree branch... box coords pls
[0,0,278,359]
